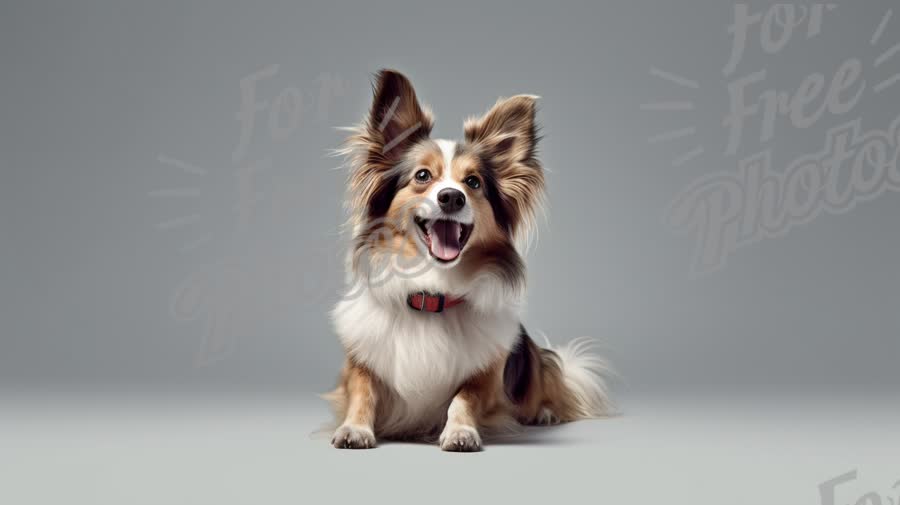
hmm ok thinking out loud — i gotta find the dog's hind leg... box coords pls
[505,326,611,425]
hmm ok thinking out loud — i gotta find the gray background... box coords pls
[2,0,898,395]
[1,1,898,504]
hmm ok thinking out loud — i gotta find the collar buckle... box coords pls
[408,291,447,313]
[417,290,427,311]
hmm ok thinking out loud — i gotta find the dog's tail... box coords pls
[505,330,613,424]
[541,337,613,421]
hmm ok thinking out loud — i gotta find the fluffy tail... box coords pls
[508,334,612,424]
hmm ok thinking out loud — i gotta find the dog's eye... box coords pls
[414,169,432,183]
[464,175,481,189]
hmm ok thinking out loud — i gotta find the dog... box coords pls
[325,69,610,451]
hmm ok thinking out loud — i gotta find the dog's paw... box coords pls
[439,424,482,452]
[535,407,561,425]
[331,424,376,449]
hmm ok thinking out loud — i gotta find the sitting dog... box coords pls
[326,69,609,451]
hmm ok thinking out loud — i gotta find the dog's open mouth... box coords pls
[414,216,473,263]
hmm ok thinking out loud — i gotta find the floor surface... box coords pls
[2,391,897,505]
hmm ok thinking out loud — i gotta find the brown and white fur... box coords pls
[326,69,610,451]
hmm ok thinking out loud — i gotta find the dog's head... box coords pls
[342,70,544,290]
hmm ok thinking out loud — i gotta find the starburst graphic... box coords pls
[641,67,705,167]
[379,96,423,154]
[872,9,900,93]
[151,154,217,254]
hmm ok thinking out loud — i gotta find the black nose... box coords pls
[437,188,466,213]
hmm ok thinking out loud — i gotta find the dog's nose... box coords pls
[437,188,466,213]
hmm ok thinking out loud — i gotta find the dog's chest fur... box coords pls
[332,291,519,432]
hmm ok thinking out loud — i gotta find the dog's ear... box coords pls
[465,95,544,241]
[464,95,539,168]
[367,69,433,162]
[343,70,433,224]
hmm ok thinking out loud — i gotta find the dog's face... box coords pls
[343,70,544,278]
[388,139,500,266]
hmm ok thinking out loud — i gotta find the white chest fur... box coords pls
[331,290,520,429]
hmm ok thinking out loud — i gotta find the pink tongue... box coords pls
[429,220,462,261]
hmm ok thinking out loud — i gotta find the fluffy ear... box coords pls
[464,95,544,242]
[367,69,433,162]
[342,70,433,224]
[464,95,540,168]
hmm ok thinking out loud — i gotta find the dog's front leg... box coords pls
[439,368,498,452]
[332,363,377,449]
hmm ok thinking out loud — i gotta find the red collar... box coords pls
[407,291,465,313]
